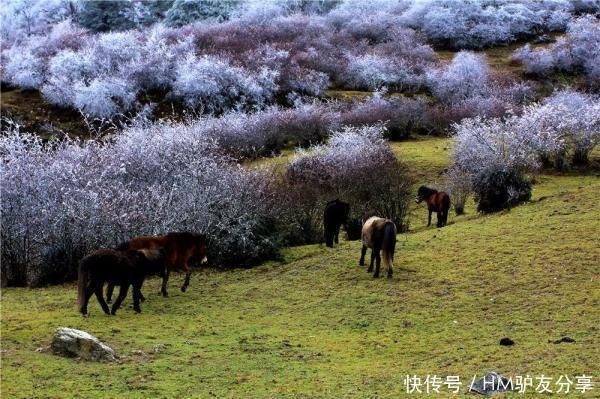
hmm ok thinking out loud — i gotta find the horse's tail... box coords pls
[443,192,451,212]
[442,193,451,225]
[382,221,397,277]
[77,257,90,314]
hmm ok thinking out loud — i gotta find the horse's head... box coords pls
[416,185,435,204]
[338,200,351,221]
[194,234,208,265]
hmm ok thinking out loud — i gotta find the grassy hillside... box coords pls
[2,138,599,398]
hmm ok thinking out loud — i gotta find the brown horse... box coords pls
[78,248,165,316]
[113,232,208,297]
[416,186,450,228]
[359,216,397,278]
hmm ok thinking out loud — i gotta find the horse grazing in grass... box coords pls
[359,216,397,278]
[78,248,165,316]
[416,186,450,228]
[324,199,350,247]
[114,232,208,297]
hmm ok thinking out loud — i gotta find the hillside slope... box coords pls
[1,138,598,398]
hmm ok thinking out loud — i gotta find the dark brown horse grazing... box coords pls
[323,199,350,247]
[359,216,397,278]
[114,232,208,297]
[416,186,451,228]
[78,248,165,316]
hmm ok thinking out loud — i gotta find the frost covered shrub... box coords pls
[0,0,81,44]
[73,76,138,119]
[3,48,45,89]
[399,0,577,49]
[340,94,429,139]
[181,103,339,159]
[452,116,539,212]
[512,16,600,87]
[285,125,412,243]
[0,119,282,286]
[342,54,421,91]
[172,54,277,113]
[427,51,490,103]
[523,90,600,166]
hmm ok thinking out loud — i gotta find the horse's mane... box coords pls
[115,241,130,251]
[418,186,438,196]
[166,231,207,243]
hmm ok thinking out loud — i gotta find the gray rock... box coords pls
[469,372,513,395]
[153,343,168,353]
[50,327,116,362]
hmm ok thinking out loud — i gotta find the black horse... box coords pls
[323,199,350,247]
[78,248,165,316]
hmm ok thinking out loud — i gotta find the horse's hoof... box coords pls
[387,273,393,279]
[134,308,141,313]
[373,273,380,278]
[181,286,187,292]
[162,292,168,297]
[110,311,116,316]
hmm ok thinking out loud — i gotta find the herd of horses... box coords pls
[78,186,450,316]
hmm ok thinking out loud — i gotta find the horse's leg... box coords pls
[325,225,332,248]
[359,245,367,266]
[181,264,191,293]
[132,280,143,313]
[334,224,340,244]
[437,211,442,228]
[111,283,129,315]
[368,249,375,273]
[160,269,170,297]
[106,282,114,303]
[373,249,381,278]
[81,285,94,315]
[427,209,432,227]
[94,283,110,315]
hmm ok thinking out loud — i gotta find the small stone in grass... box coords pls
[499,337,514,346]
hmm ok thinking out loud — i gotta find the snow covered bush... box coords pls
[172,54,277,112]
[523,90,600,166]
[72,76,138,118]
[427,51,490,103]
[0,119,283,286]
[399,0,579,49]
[340,94,429,139]
[285,125,412,243]
[342,54,421,91]
[452,116,539,212]
[512,16,600,88]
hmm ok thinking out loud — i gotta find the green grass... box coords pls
[2,138,599,398]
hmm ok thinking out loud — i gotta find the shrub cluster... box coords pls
[1,7,439,118]
[284,125,412,243]
[400,0,582,49]
[512,16,600,89]
[450,89,600,212]
[0,119,280,286]
[4,1,575,121]
[1,119,411,286]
